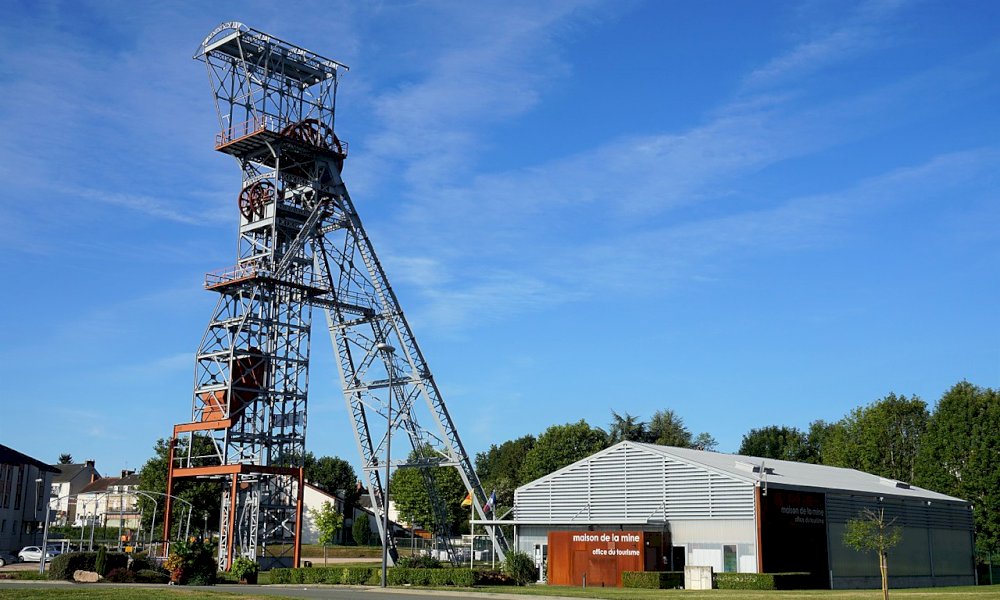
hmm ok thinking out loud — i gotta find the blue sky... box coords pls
[1,0,998,478]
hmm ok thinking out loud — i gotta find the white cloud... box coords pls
[745,0,911,88]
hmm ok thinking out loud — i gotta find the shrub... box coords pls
[48,551,129,581]
[622,571,684,589]
[95,546,108,577]
[7,571,50,581]
[269,568,292,584]
[130,553,154,572]
[474,570,512,585]
[104,567,135,583]
[713,572,814,590]
[301,567,334,584]
[188,572,217,586]
[230,556,258,583]
[135,569,170,584]
[343,566,377,585]
[396,555,442,569]
[501,550,537,586]
[164,540,217,585]
[446,568,475,587]
[427,568,452,586]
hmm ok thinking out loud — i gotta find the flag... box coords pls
[461,491,472,507]
[484,490,497,513]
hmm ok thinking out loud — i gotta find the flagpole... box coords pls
[470,497,475,570]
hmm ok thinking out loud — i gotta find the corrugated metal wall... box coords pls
[825,494,975,588]
[514,444,755,524]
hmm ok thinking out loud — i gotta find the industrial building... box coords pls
[508,441,974,589]
[0,444,56,554]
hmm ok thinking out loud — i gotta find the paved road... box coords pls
[0,581,572,600]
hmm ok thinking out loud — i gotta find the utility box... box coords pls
[685,565,713,590]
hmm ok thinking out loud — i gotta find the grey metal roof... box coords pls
[0,444,57,473]
[630,442,967,504]
[53,463,89,483]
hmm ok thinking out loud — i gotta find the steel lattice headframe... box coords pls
[163,22,508,570]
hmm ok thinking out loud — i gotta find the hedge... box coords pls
[48,551,128,581]
[714,572,815,590]
[622,571,684,589]
[270,566,489,587]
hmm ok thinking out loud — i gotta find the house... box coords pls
[75,470,142,530]
[50,460,101,525]
[301,482,406,546]
[507,441,975,589]
[0,444,57,553]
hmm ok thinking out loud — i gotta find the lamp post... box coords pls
[133,491,158,549]
[36,478,51,575]
[377,342,395,588]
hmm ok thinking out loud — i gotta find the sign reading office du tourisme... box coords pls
[547,530,645,587]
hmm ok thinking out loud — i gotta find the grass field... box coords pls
[0,591,272,600]
[0,585,997,600]
[469,585,996,600]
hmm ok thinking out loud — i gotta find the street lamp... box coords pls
[36,478,50,575]
[376,342,395,588]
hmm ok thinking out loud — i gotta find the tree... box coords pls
[389,447,469,536]
[914,381,1000,553]
[57,453,73,464]
[648,409,692,447]
[608,411,648,444]
[519,420,608,483]
[823,393,929,482]
[691,432,718,452]
[806,420,835,464]
[352,512,372,546]
[738,425,814,462]
[309,501,344,563]
[303,453,360,513]
[303,454,357,494]
[136,437,222,539]
[475,435,535,509]
[843,507,903,600]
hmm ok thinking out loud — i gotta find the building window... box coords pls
[1,519,6,532]
[13,467,23,510]
[0,465,11,508]
[723,544,737,573]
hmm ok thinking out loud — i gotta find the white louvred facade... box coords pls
[515,442,755,524]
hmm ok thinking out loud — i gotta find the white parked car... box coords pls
[17,546,59,562]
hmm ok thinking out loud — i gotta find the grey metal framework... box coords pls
[165,22,507,570]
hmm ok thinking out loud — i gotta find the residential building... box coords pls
[301,482,405,546]
[50,460,101,525]
[76,470,142,531]
[0,444,57,553]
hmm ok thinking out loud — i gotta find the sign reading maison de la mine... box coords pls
[548,530,645,587]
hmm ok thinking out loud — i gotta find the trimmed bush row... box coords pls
[622,571,684,589]
[269,566,495,587]
[49,551,129,581]
[622,571,814,590]
[714,572,815,590]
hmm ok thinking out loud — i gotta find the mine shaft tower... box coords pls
[164,22,508,569]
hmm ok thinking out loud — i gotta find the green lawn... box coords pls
[469,585,996,600]
[0,584,994,600]
[0,591,273,600]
